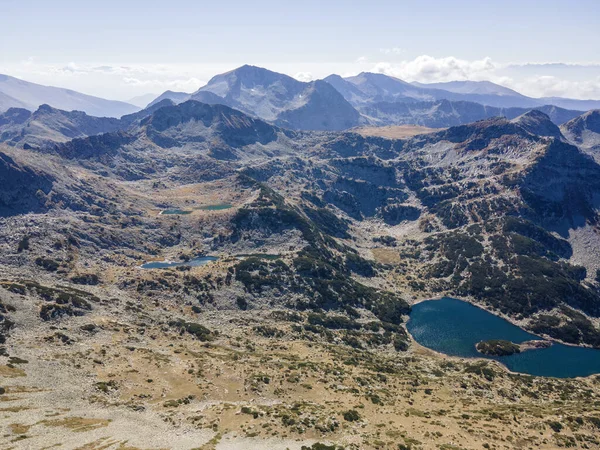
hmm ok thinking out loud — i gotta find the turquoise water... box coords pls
[199,204,233,211]
[160,209,192,215]
[140,256,218,269]
[407,297,600,378]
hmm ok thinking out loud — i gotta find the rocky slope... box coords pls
[0,105,122,149]
[190,65,361,131]
[0,100,178,149]
[561,109,600,157]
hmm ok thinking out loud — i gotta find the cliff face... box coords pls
[0,149,53,216]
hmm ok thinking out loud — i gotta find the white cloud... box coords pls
[294,72,313,82]
[511,75,600,99]
[361,55,600,99]
[370,55,497,83]
[1,57,599,101]
[0,61,213,99]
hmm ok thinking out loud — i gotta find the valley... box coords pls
[2,91,600,449]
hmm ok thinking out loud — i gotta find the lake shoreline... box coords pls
[409,294,596,351]
[406,297,600,378]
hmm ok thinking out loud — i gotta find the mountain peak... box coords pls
[560,109,600,148]
[36,104,57,113]
[512,109,563,138]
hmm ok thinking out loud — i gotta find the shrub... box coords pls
[343,409,360,422]
[169,320,213,341]
[35,257,60,272]
[236,297,248,310]
[548,421,563,433]
[70,274,99,285]
[17,236,30,253]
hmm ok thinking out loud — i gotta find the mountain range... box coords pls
[0,74,139,118]
[0,99,179,149]
[146,65,600,130]
[3,66,600,133]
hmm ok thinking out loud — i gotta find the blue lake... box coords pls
[407,297,600,378]
[140,256,218,269]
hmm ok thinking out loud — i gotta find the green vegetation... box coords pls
[169,320,214,341]
[17,236,30,253]
[342,409,361,422]
[476,340,521,356]
[417,216,600,347]
[35,257,60,272]
[232,178,411,329]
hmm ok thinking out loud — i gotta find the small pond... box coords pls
[140,256,218,269]
[407,297,600,378]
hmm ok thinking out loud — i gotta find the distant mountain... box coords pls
[412,80,524,97]
[0,90,28,112]
[327,72,435,105]
[324,72,600,110]
[189,65,361,131]
[538,97,600,112]
[147,90,193,108]
[561,110,600,153]
[0,105,122,148]
[127,93,161,108]
[146,67,600,131]
[0,100,177,149]
[359,99,582,128]
[0,74,139,118]
[119,99,177,127]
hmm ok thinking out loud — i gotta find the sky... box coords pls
[1,0,599,102]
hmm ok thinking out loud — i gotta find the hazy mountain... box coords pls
[147,67,600,132]
[330,72,436,105]
[0,100,175,149]
[359,99,582,128]
[191,65,361,131]
[561,109,600,153]
[119,98,177,127]
[147,90,193,107]
[412,80,524,97]
[0,104,122,148]
[127,93,161,108]
[324,72,600,110]
[0,90,28,112]
[0,74,140,118]
[539,97,600,111]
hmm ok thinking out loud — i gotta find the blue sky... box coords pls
[2,0,599,101]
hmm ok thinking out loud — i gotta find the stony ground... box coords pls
[3,258,600,449]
